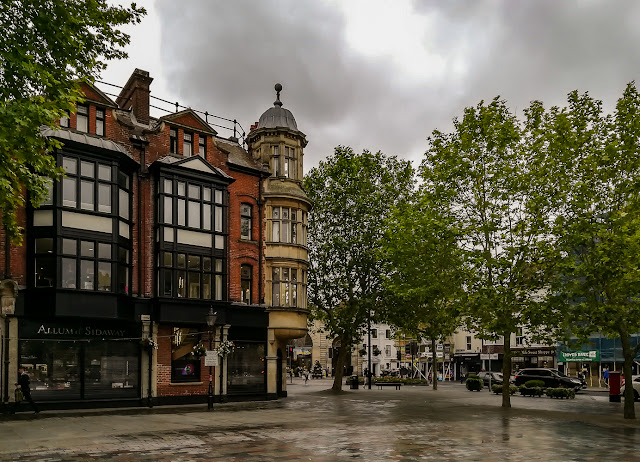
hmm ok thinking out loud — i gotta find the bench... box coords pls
[375,382,402,390]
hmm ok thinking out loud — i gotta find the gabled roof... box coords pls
[158,109,217,136]
[153,155,233,181]
[79,81,118,108]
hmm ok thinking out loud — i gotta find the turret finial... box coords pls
[274,83,283,107]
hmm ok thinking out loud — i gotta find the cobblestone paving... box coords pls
[2,381,640,461]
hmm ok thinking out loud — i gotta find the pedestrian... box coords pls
[14,367,39,414]
[603,367,610,388]
[304,370,309,384]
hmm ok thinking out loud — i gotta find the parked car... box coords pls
[477,371,503,387]
[620,376,640,401]
[514,368,582,391]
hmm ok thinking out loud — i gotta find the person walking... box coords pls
[603,367,610,388]
[14,367,39,414]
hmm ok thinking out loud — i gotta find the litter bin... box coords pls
[350,375,359,390]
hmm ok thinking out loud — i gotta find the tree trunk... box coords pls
[332,336,349,392]
[620,331,636,419]
[431,338,438,391]
[501,332,512,408]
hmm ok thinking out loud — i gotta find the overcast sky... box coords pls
[102,0,640,173]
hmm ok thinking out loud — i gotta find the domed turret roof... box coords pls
[257,83,298,131]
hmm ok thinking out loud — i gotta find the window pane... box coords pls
[177,182,185,196]
[97,262,111,291]
[202,274,211,299]
[80,260,94,290]
[98,243,111,260]
[177,199,185,226]
[96,118,104,137]
[42,180,53,205]
[272,207,279,220]
[188,184,200,199]
[214,235,224,249]
[282,219,289,243]
[273,282,280,306]
[188,255,200,270]
[118,263,129,294]
[199,136,206,157]
[35,238,53,254]
[214,189,222,204]
[80,161,94,178]
[214,206,222,232]
[188,201,200,228]
[119,247,130,264]
[119,189,129,219]
[188,272,200,298]
[163,178,173,193]
[215,274,223,300]
[272,222,280,242]
[80,241,94,258]
[62,239,76,255]
[177,271,186,298]
[203,188,211,201]
[163,197,173,224]
[35,256,55,287]
[118,171,129,189]
[98,183,111,213]
[62,157,77,175]
[203,204,211,230]
[61,258,76,288]
[177,254,186,268]
[203,257,211,271]
[162,268,172,296]
[97,165,111,182]
[184,133,192,156]
[215,259,223,272]
[163,252,172,266]
[62,177,76,207]
[80,180,94,210]
[241,217,251,239]
[77,106,88,133]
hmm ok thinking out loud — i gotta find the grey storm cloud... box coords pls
[155,0,640,172]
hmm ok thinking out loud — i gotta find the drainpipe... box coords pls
[3,228,11,406]
[258,173,264,304]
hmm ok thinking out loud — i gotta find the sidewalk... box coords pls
[1,380,638,461]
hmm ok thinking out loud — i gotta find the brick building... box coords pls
[0,69,310,410]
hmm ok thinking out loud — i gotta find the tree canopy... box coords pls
[380,190,464,390]
[539,84,640,419]
[0,0,145,243]
[304,146,414,391]
[421,97,558,407]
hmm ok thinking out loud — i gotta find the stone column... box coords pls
[266,327,279,399]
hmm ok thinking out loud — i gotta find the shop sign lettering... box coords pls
[35,324,128,338]
[558,350,599,362]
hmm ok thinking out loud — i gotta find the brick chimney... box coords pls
[116,69,153,125]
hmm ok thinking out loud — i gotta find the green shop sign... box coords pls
[558,350,600,362]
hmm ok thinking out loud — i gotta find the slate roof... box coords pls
[41,127,133,158]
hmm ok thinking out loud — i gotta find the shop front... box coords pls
[511,347,556,372]
[19,319,141,403]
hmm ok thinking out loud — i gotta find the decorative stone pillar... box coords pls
[1,280,18,408]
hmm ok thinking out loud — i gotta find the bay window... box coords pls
[271,266,306,308]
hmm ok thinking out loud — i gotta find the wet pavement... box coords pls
[1,379,639,461]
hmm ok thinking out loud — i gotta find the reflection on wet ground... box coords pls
[2,381,639,461]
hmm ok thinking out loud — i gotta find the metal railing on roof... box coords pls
[96,80,246,144]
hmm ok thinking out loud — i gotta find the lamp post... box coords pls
[206,307,217,410]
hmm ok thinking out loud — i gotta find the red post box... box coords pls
[609,371,621,402]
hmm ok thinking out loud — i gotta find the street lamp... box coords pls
[206,307,217,410]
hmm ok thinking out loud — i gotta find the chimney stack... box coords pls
[116,69,153,125]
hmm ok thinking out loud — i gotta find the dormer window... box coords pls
[198,135,206,157]
[60,110,70,128]
[96,108,105,136]
[184,132,193,156]
[77,104,89,133]
[170,128,177,154]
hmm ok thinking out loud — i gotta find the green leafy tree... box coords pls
[0,0,145,244]
[421,98,558,408]
[540,84,640,419]
[304,146,414,391]
[380,191,464,390]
